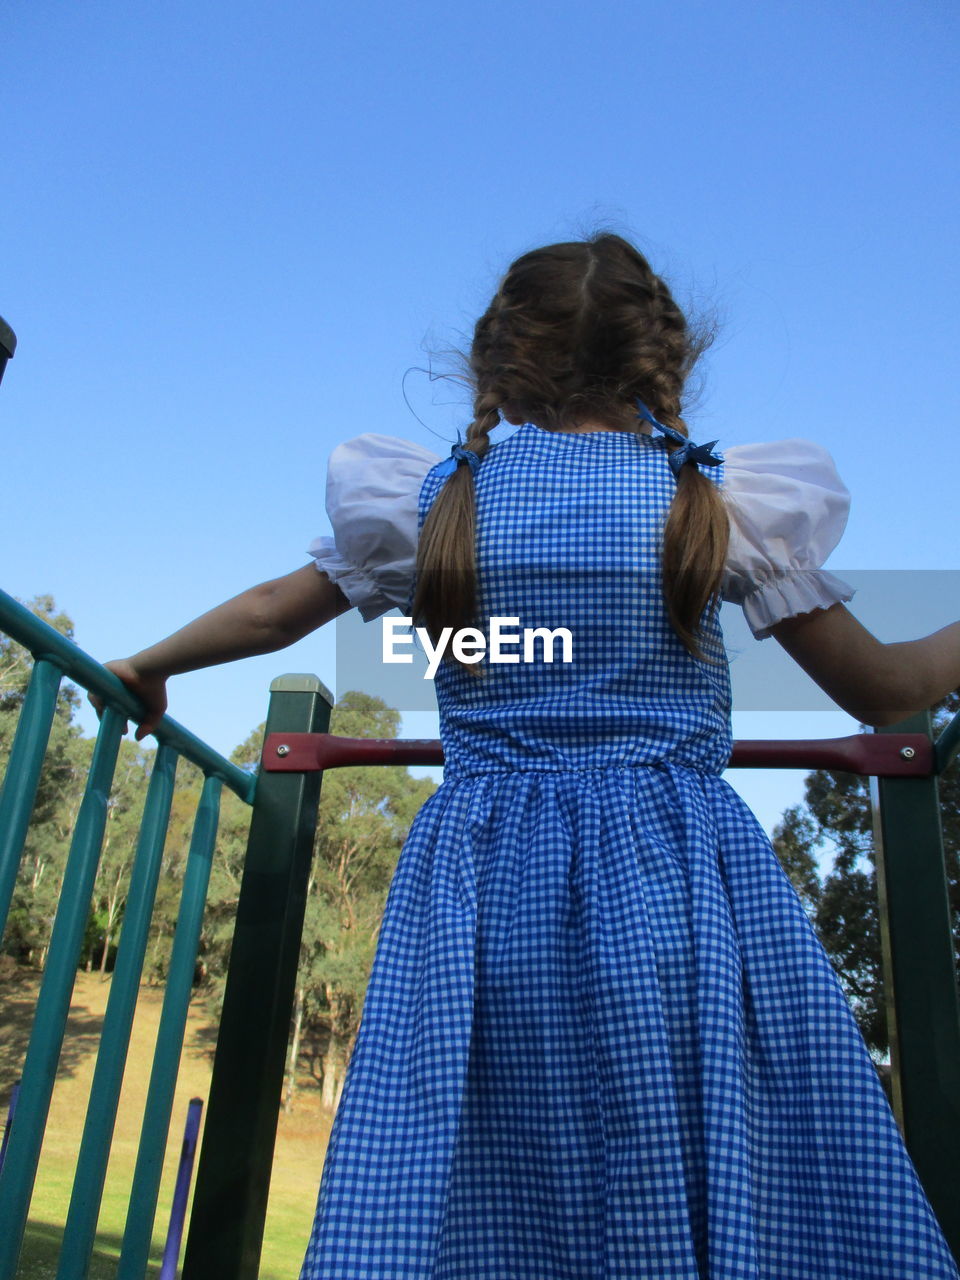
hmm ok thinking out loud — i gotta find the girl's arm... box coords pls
[98,566,350,739]
[770,603,960,727]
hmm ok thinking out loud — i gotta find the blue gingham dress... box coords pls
[301,426,959,1279]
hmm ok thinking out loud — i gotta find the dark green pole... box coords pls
[0,317,15,386]
[872,710,960,1260]
[182,675,333,1280]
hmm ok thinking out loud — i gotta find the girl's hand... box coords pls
[89,658,169,742]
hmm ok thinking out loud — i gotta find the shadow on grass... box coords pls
[0,966,106,1100]
[187,1009,220,1062]
[19,1218,288,1280]
[18,1219,165,1279]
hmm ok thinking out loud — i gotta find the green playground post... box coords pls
[182,675,334,1280]
[872,709,960,1259]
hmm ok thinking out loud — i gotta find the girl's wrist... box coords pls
[127,649,174,681]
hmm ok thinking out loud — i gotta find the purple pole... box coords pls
[159,1097,204,1279]
[0,1080,21,1176]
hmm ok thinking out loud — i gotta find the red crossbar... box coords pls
[261,732,934,777]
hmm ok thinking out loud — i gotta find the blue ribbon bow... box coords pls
[636,398,723,478]
[433,439,481,479]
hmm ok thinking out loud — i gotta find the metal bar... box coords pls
[0,706,125,1280]
[872,711,960,1260]
[0,589,254,802]
[183,674,333,1280]
[56,744,179,1280]
[262,731,443,772]
[934,707,960,776]
[260,730,936,778]
[159,1097,203,1280]
[0,1083,20,1177]
[117,775,222,1280]
[728,734,933,774]
[0,657,62,938]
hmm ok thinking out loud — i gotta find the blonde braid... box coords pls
[465,390,501,454]
[411,390,502,657]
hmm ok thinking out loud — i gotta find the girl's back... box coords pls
[427,422,733,777]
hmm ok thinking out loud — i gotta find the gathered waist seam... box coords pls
[441,760,726,781]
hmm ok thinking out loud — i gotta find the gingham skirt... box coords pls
[300,762,959,1279]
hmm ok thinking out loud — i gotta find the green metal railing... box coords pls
[0,588,333,1277]
[1,593,959,1275]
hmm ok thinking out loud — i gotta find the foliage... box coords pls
[1,598,85,963]
[290,692,434,1108]
[771,693,960,1057]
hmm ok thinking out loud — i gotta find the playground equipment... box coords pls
[0,589,253,1279]
[0,594,958,1277]
[159,1098,203,1280]
[0,316,957,1274]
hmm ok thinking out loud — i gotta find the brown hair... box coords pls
[412,234,729,661]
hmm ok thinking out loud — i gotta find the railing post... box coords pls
[872,710,960,1259]
[0,706,125,1279]
[182,674,333,1280]
[0,657,62,938]
[59,743,179,1280]
[117,774,223,1280]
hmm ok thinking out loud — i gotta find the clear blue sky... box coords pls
[3,1,958,836]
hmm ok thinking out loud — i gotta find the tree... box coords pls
[84,739,155,974]
[1,598,86,966]
[0,597,82,822]
[288,692,434,1113]
[771,693,960,1057]
[192,729,259,998]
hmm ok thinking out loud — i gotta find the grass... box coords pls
[17,1221,159,1280]
[1,968,333,1279]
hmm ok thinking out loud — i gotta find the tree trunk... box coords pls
[321,1036,345,1112]
[285,984,305,1114]
[100,929,112,975]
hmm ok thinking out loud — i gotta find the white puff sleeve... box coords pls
[721,439,856,639]
[308,434,440,621]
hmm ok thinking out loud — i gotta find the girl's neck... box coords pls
[531,420,652,436]
[502,408,651,437]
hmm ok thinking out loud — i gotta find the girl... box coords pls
[104,235,960,1279]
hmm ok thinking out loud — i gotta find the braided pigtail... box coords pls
[411,390,499,656]
[656,417,728,663]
